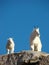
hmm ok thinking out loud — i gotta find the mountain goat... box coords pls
[30,27,42,51]
[6,38,15,54]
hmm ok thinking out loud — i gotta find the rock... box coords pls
[0,50,49,65]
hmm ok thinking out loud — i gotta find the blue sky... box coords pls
[0,0,49,54]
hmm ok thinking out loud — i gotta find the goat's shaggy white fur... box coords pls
[30,28,42,51]
[6,38,15,54]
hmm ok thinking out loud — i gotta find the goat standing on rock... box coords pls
[6,38,15,54]
[30,27,42,51]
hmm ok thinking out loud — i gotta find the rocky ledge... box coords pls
[0,50,49,65]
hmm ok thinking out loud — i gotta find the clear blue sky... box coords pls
[0,0,49,54]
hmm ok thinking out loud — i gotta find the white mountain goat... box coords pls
[6,38,15,54]
[30,27,42,51]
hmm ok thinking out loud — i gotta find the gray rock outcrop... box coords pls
[0,50,49,65]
